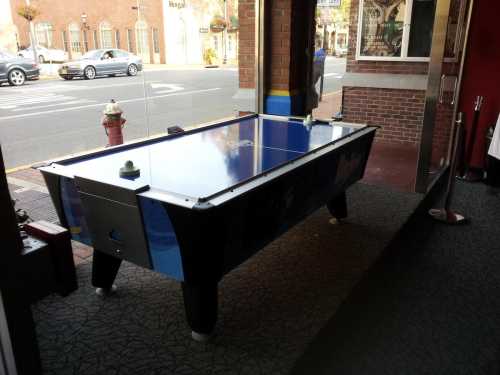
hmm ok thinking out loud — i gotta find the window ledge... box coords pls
[342,72,428,90]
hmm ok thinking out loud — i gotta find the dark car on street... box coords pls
[58,49,142,80]
[0,51,40,86]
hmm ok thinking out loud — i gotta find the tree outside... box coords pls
[16,1,39,62]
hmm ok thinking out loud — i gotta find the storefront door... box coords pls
[415,0,472,192]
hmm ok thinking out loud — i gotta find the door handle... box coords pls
[438,74,445,104]
[450,76,458,105]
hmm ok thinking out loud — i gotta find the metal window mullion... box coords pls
[415,0,453,193]
[355,0,364,60]
[401,0,414,58]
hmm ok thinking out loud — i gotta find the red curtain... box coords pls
[458,0,500,167]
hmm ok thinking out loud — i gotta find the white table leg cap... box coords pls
[191,331,211,342]
[96,284,117,297]
[329,217,341,225]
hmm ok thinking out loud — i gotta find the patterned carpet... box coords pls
[32,183,422,375]
[291,182,500,375]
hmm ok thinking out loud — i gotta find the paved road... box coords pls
[0,57,345,169]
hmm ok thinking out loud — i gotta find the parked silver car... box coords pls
[58,49,142,80]
[0,51,39,86]
[18,45,68,63]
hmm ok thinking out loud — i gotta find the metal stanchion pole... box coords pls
[459,95,484,181]
[429,112,467,224]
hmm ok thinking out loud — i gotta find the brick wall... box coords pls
[10,0,166,63]
[267,0,292,91]
[238,0,256,89]
[343,87,425,146]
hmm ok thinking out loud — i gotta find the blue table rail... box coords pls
[38,113,376,341]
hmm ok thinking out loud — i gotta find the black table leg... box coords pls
[327,191,348,220]
[181,282,218,342]
[92,249,122,296]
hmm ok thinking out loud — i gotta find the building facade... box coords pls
[8,0,238,65]
[316,0,350,56]
[0,0,17,52]
[163,0,238,65]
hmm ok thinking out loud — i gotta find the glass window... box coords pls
[0,0,258,194]
[152,28,160,54]
[135,20,149,61]
[213,35,219,55]
[68,23,81,54]
[93,30,99,49]
[407,0,435,57]
[357,0,437,60]
[115,50,129,58]
[127,29,134,52]
[36,22,53,48]
[444,0,466,60]
[81,50,102,59]
[100,22,113,49]
[115,30,121,49]
[61,30,68,51]
[82,30,89,52]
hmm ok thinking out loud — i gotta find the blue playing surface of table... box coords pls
[61,116,361,200]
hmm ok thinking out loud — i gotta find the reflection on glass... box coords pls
[0,0,253,171]
[61,117,361,200]
[407,0,435,57]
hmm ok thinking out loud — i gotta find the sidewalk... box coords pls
[8,167,93,265]
[313,90,342,119]
[38,62,238,80]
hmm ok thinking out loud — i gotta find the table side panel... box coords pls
[139,197,184,281]
[60,177,92,246]
[40,171,186,281]
[164,130,375,284]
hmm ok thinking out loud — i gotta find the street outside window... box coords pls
[0,0,256,171]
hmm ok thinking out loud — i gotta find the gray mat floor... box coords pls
[32,183,422,375]
[291,182,500,375]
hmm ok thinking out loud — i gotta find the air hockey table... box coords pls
[38,113,376,341]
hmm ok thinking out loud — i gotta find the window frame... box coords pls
[356,0,466,62]
[152,27,160,54]
[35,22,53,48]
[93,30,99,49]
[68,23,81,54]
[356,0,427,62]
[100,21,113,49]
[442,0,467,63]
[135,20,149,56]
[127,29,134,52]
[115,30,121,49]
[61,30,68,52]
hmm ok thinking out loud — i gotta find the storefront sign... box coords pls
[169,0,185,9]
[318,0,341,6]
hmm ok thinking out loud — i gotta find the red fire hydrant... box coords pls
[102,99,126,147]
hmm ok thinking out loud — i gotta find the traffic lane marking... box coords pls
[11,99,94,112]
[0,80,161,95]
[324,73,344,78]
[0,88,222,122]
